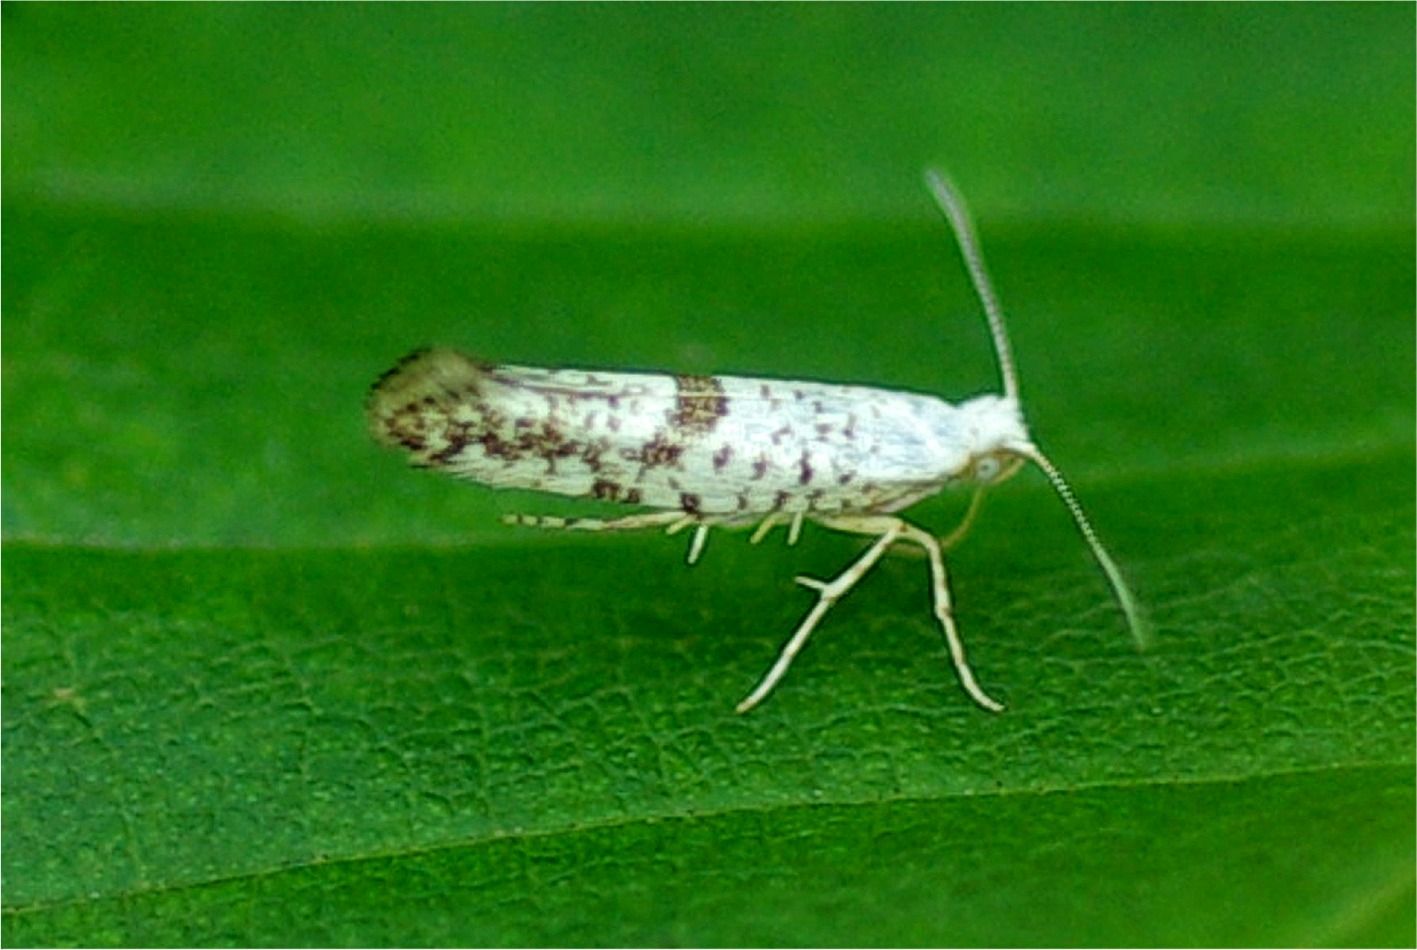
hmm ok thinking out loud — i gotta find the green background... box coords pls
[4,5,1413,946]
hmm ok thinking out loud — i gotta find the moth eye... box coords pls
[980,453,1014,484]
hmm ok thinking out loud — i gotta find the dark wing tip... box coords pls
[365,347,491,449]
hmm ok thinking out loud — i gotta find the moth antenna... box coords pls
[1016,444,1153,651]
[925,169,1020,404]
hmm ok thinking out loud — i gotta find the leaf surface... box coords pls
[4,6,1413,947]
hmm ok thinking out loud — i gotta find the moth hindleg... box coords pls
[503,511,686,532]
[747,510,806,547]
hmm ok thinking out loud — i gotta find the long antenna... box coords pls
[924,169,1020,403]
[1016,443,1153,651]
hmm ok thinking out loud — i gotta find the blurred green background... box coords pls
[4,5,1413,946]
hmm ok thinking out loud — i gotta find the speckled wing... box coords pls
[367,348,970,518]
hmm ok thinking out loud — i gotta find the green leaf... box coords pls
[4,6,1413,947]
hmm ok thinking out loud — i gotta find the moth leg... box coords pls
[939,487,987,551]
[659,513,718,564]
[736,513,1004,714]
[502,511,685,532]
[747,510,805,547]
[506,509,717,565]
[748,514,781,545]
[736,516,906,713]
[787,511,805,546]
[874,517,1003,712]
[686,523,711,565]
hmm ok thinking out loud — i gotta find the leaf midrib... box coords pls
[3,760,1406,916]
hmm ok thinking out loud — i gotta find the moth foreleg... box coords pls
[889,519,1004,712]
[819,514,1003,712]
[939,487,987,551]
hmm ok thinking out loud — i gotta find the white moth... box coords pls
[367,170,1147,713]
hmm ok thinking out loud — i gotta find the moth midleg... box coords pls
[882,489,988,564]
[735,516,907,713]
[735,513,1005,714]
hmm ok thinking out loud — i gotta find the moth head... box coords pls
[953,395,1150,651]
[968,450,1026,487]
[927,169,1150,652]
[955,395,1029,486]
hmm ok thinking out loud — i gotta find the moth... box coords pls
[367,170,1147,713]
